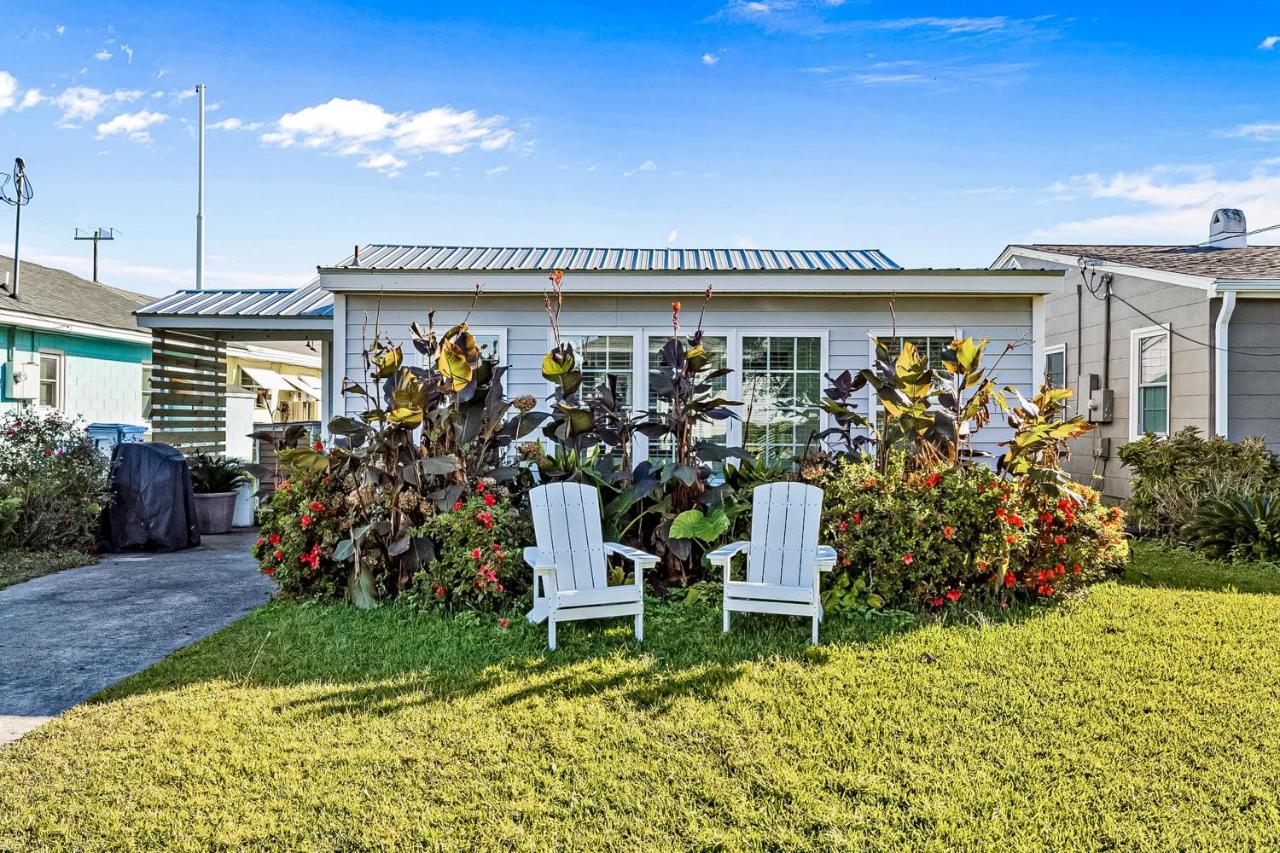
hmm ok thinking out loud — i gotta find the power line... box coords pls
[1196,221,1280,248]
[74,227,116,283]
[1076,262,1280,358]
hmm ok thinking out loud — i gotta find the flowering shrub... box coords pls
[821,455,1128,612]
[409,480,532,613]
[0,410,107,551]
[252,459,348,600]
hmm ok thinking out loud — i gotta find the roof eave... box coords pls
[995,245,1217,291]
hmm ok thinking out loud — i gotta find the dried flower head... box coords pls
[513,394,537,413]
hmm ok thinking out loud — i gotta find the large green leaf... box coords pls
[668,508,731,542]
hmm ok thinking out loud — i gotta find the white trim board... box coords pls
[0,307,151,346]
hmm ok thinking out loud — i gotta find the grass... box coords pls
[0,548,96,591]
[2,546,1280,850]
[1124,539,1280,593]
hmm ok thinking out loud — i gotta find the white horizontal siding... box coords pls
[341,293,1034,458]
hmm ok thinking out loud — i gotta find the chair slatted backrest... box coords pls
[529,482,609,593]
[746,482,823,587]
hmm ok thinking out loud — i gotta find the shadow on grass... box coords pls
[1123,541,1280,595]
[93,590,1053,722]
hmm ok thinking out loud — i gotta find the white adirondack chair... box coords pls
[708,482,837,645]
[524,482,659,650]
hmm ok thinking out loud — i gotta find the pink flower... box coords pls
[471,547,482,560]
[902,553,914,566]
[273,549,283,561]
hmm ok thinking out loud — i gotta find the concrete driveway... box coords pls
[0,530,272,745]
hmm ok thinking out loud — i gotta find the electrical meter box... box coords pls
[6,360,38,401]
[1088,388,1115,423]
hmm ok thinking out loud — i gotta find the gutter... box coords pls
[1214,289,1236,438]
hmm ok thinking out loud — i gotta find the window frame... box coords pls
[547,326,643,408]
[1129,325,1171,440]
[1043,343,1067,389]
[637,329,739,463]
[737,328,829,464]
[37,349,64,410]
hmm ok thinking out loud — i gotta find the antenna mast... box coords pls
[195,83,205,290]
[74,227,116,282]
[0,157,32,300]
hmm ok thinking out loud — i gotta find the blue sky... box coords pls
[1,1,1278,295]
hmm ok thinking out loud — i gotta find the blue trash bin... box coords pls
[86,423,148,455]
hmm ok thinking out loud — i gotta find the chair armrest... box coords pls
[523,547,556,575]
[706,541,750,566]
[604,542,660,568]
[816,545,837,573]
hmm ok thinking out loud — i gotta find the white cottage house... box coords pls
[135,246,1061,461]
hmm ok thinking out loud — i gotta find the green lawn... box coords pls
[0,548,96,591]
[2,546,1280,850]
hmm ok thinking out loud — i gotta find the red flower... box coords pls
[264,566,276,576]
[1040,512,1055,525]
[1003,572,1016,588]
[269,533,281,545]
[255,537,265,547]
[475,481,486,493]
[434,585,445,597]
[313,440,325,452]
[1055,563,1066,575]
[1054,535,1067,545]
[945,588,961,602]
[853,512,862,525]
[322,475,331,484]
[310,501,325,512]
[273,549,283,561]
[902,553,914,566]
[1037,584,1055,596]
[838,520,848,533]
[492,542,503,551]
[499,618,510,629]
[300,514,312,528]
[1072,563,1082,575]
[1009,514,1025,529]
[452,501,463,511]
[483,492,497,507]
[280,480,291,491]
[478,512,494,529]
[943,525,953,539]
[471,547,482,560]
[996,507,1007,519]
[928,596,945,608]
[1005,534,1018,544]
[977,559,989,571]
[925,471,941,488]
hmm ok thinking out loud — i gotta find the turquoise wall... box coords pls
[2,324,150,404]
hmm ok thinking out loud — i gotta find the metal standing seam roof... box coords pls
[136,279,333,317]
[324,245,900,273]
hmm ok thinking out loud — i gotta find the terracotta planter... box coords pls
[194,491,238,535]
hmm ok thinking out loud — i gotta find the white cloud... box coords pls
[95,109,167,143]
[702,52,720,65]
[874,16,1010,34]
[1033,162,1280,242]
[0,72,16,114]
[208,117,263,131]
[623,159,658,177]
[1220,122,1280,141]
[484,165,509,176]
[357,152,407,175]
[55,24,65,36]
[54,86,144,123]
[122,44,133,63]
[259,97,516,175]
[666,228,679,243]
[1260,35,1279,50]
[94,49,113,61]
[424,169,441,178]
[18,88,42,110]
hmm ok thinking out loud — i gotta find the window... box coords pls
[562,333,635,408]
[38,351,62,409]
[1044,345,1067,389]
[646,334,729,462]
[741,335,823,463]
[1131,327,1170,438]
[468,328,507,367]
[869,332,955,434]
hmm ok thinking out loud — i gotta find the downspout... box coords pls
[1214,289,1236,438]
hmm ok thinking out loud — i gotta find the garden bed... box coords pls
[2,545,1278,849]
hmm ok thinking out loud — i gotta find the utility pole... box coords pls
[1,157,32,300]
[195,83,205,290]
[74,227,116,282]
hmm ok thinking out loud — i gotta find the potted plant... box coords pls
[188,453,249,535]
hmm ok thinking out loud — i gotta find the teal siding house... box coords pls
[1,256,152,426]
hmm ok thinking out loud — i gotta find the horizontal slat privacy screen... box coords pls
[151,330,227,454]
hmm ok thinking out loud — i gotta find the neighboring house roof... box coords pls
[322,245,900,273]
[0,255,152,335]
[1001,244,1280,283]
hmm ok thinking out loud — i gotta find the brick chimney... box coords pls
[1209,208,1247,249]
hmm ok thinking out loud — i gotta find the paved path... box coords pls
[1,530,272,745]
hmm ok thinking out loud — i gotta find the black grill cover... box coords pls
[96,443,200,553]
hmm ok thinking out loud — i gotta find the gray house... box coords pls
[136,246,1060,463]
[993,209,1280,501]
